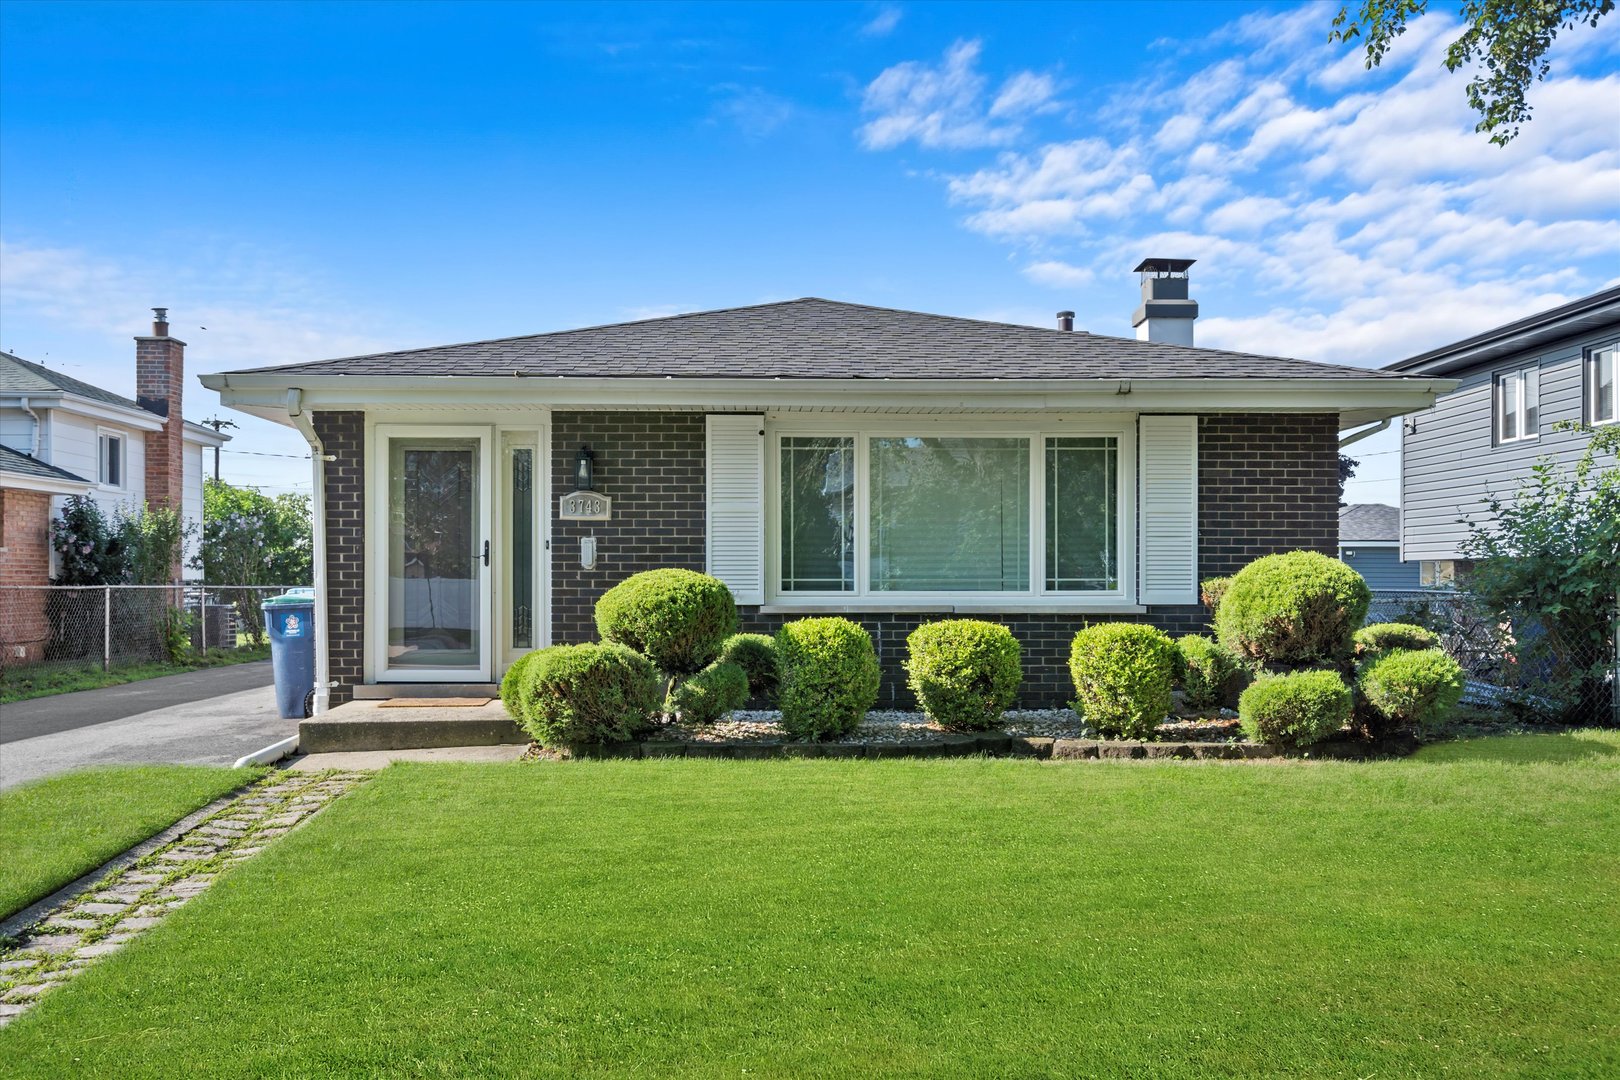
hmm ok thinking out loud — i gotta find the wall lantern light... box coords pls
[574,445,595,491]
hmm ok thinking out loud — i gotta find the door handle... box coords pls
[482,540,490,567]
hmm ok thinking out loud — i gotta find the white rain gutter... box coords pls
[19,397,42,458]
[1337,417,1392,449]
[286,388,335,717]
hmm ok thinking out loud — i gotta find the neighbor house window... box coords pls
[1588,343,1617,426]
[1494,365,1538,443]
[1420,560,1456,589]
[774,425,1127,600]
[98,432,124,487]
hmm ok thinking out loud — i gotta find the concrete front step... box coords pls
[351,683,500,700]
[301,699,526,753]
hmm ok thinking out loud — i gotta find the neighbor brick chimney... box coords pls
[136,307,186,515]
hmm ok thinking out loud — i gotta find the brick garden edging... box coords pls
[550,733,1417,761]
[0,770,369,1028]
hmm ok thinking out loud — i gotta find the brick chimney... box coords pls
[136,307,186,514]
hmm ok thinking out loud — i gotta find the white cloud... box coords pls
[855,6,1620,368]
[860,5,903,38]
[858,40,1060,150]
[709,84,794,137]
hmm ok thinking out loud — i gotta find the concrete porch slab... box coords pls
[288,744,529,771]
[300,699,526,753]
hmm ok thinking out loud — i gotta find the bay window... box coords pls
[773,422,1131,603]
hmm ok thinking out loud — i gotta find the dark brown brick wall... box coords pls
[314,412,365,704]
[0,488,53,662]
[539,410,1340,709]
[550,412,708,645]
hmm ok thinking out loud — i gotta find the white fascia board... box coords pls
[201,373,1457,426]
[48,396,166,432]
[0,470,95,496]
[183,421,231,448]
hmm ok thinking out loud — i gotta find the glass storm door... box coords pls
[379,428,493,681]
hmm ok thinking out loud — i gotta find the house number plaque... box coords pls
[559,490,612,521]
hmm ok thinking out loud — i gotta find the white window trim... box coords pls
[97,428,126,490]
[1587,343,1617,427]
[764,414,1137,609]
[1493,365,1539,445]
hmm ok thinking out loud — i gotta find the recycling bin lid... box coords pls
[263,589,316,606]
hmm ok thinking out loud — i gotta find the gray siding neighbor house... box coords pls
[1338,503,1420,591]
[202,272,1451,713]
[1388,286,1620,581]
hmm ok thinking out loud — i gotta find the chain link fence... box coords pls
[0,585,303,677]
[1366,590,1620,726]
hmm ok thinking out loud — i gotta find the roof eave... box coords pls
[1385,286,1620,375]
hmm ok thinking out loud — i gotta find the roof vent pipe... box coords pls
[1130,258,1197,346]
[152,307,169,337]
[1056,311,1075,332]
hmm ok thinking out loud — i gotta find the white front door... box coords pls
[373,425,494,682]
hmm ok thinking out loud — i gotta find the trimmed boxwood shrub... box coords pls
[1068,623,1176,740]
[1216,551,1371,667]
[1238,669,1352,747]
[514,643,662,747]
[718,632,781,701]
[667,660,750,724]
[594,568,738,676]
[1353,622,1441,657]
[499,649,543,720]
[1358,647,1465,736]
[1200,576,1233,615]
[1173,634,1242,712]
[775,617,880,741]
[904,619,1021,732]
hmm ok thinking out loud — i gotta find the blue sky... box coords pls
[3,0,1617,503]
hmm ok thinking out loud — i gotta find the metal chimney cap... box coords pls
[1132,258,1195,275]
[152,307,169,322]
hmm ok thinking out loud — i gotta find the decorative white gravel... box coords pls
[653,707,1246,745]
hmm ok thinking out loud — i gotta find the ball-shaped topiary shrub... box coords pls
[667,660,750,724]
[594,568,738,676]
[1353,622,1441,658]
[1357,647,1465,736]
[1173,634,1243,712]
[514,642,663,747]
[775,617,880,741]
[904,619,1022,731]
[1068,623,1177,740]
[1215,551,1371,668]
[500,649,543,720]
[718,633,781,701]
[1238,669,1352,747]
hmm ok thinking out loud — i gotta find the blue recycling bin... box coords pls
[262,594,316,719]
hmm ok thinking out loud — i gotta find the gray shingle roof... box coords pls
[0,443,91,485]
[1339,503,1401,543]
[0,351,149,413]
[229,298,1399,381]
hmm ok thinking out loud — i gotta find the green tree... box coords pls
[1458,424,1619,722]
[196,480,312,644]
[1329,1,1613,145]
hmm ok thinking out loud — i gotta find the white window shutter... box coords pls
[1138,415,1198,605]
[705,414,766,605]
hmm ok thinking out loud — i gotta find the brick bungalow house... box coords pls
[1,310,228,661]
[201,267,1453,713]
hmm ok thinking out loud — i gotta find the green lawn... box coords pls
[2,736,1617,1077]
[0,645,271,704]
[0,765,261,920]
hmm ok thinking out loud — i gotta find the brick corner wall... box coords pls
[0,487,55,663]
[313,412,365,704]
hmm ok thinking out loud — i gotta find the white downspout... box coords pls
[1337,417,1392,449]
[20,397,42,458]
[286,388,335,716]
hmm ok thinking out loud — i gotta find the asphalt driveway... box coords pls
[0,663,295,790]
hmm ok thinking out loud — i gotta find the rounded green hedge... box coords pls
[1238,669,1351,747]
[667,660,750,724]
[904,619,1021,732]
[513,642,662,747]
[1173,634,1243,712]
[1353,622,1441,657]
[1200,576,1233,615]
[1068,623,1176,740]
[594,568,738,676]
[1216,551,1371,667]
[718,632,781,701]
[1357,647,1464,736]
[775,617,880,741]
